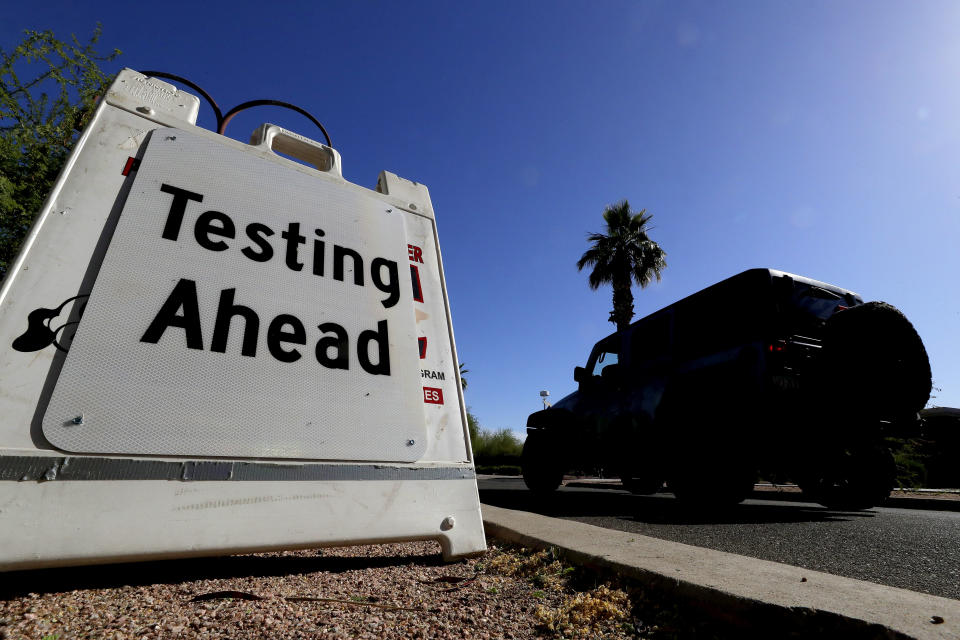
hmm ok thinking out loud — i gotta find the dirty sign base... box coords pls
[0,466,483,567]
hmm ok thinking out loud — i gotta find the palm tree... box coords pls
[459,362,469,391]
[576,200,667,332]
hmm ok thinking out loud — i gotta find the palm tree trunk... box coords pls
[610,275,634,332]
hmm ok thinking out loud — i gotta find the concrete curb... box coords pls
[481,503,960,640]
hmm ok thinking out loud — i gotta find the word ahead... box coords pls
[141,279,391,374]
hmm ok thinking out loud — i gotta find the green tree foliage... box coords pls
[0,26,119,279]
[577,200,667,332]
[473,427,523,459]
[467,408,523,473]
[887,409,960,489]
[888,437,928,489]
[467,408,481,443]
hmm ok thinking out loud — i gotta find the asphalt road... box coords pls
[478,477,960,601]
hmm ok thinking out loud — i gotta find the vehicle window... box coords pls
[802,285,842,301]
[590,348,619,377]
[785,282,849,330]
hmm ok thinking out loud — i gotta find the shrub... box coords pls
[889,438,928,489]
[1,26,120,278]
[468,409,523,468]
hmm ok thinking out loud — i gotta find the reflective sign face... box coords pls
[42,129,426,461]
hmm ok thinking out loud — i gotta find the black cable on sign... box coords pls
[138,70,332,148]
[140,71,225,131]
[218,99,332,147]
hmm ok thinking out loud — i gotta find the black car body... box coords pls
[523,268,931,508]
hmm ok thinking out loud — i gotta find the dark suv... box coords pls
[523,268,931,509]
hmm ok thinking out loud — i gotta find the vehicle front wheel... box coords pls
[521,432,564,494]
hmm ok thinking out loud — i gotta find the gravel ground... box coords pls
[0,542,710,640]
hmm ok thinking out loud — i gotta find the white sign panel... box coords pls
[42,128,426,461]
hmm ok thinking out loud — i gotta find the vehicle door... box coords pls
[573,335,628,451]
[627,311,672,418]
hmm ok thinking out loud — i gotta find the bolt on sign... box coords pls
[0,69,484,568]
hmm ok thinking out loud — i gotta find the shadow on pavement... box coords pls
[560,479,960,513]
[478,485,875,526]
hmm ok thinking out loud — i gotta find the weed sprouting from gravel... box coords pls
[485,546,570,592]
[484,545,639,637]
[484,543,734,640]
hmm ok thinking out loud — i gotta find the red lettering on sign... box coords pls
[121,156,139,176]
[410,265,424,302]
[407,244,424,263]
[423,387,443,404]
[418,336,427,359]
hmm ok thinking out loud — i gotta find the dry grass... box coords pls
[535,584,631,638]
[481,545,727,639]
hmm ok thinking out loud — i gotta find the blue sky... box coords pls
[5,1,959,435]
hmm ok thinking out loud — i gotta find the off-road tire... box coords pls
[521,432,564,494]
[798,444,896,510]
[819,301,931,419]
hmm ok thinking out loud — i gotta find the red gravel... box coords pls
[0,542,572,639]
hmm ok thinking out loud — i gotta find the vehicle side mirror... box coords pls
[573,366,587,384]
